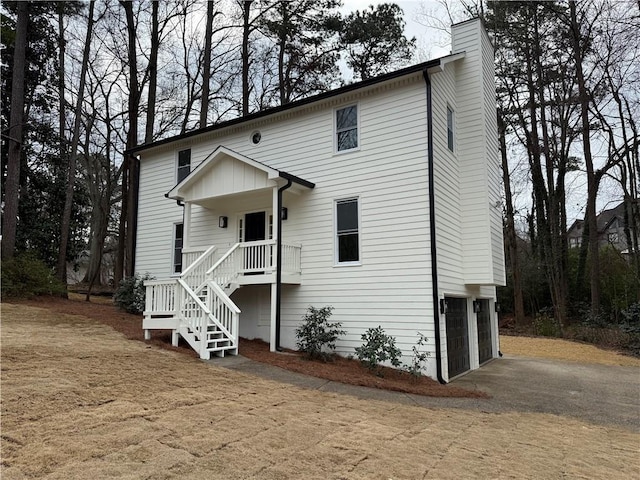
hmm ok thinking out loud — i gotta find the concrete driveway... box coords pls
[448,355,640,431]
[221,353,640,432]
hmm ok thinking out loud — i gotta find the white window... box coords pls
[336,105,358,152]
[173,223,184,274]
[608,232,619,244]
[447,106,454,152]
[335,198,359,264]
[177,148,191,183]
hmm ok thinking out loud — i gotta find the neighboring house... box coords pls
[128,18,505,382]
[567,200,639,252]
[67,249,115,286]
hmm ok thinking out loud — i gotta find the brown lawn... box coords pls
[1,301,638,479]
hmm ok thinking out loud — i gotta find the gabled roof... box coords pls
[166,146,314,203]
[567,200,638,234]
[126,55,461,156]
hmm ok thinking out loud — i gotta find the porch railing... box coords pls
[144,279,178,317]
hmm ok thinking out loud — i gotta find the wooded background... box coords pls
[1,0,638,329]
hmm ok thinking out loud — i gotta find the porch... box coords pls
[143,239,302,359]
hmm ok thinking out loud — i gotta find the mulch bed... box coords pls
[8,295,487,399]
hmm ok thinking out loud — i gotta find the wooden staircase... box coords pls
[143,240,302,359]
[144,246,241,359]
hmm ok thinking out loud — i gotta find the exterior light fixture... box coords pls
[494,302,501,313]
[281,207,288,220]
[473,300,481,313]
[218,216,228,228]
[439,299,448,314]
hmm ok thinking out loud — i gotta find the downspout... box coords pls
[131,155,141,274]
[423,69,447,384]
[275,177,293,351]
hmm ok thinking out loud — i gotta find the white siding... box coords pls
[136,153,185,278]
[430,18,505,379]
[136,21,505,380]
[451,19,505,286]
[137,77,438,377]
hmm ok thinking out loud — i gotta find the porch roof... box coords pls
[166,146,314,205]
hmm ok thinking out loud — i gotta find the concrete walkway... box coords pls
[209,353,640,432]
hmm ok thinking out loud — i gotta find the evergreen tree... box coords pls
[339,3,415,81]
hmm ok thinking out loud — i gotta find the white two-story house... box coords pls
[129,18,505,382]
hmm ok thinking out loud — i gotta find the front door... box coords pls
[244,212,266,273]
[445,297,470,378]
[244,211,266,242]
[476,299,493,364]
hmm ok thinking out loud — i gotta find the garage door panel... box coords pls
[477,299,492,364]
[445,297,469,378]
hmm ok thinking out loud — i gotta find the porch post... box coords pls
[269,186,279,351]
[183,202,191,249]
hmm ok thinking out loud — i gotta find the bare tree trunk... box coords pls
[241,0,252,116]
[2,1,28,261]
[145,0,159,144]
[56,1,96,288]
[277,1,288,105]
[498,112,525,325]
[200,0,214,127]
[121,0,139,279]
[569,1,601,314]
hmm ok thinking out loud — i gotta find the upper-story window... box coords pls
[447,106,454,152]
[177,148,191,183]
[336,197,360,264]
[336,105,358,152]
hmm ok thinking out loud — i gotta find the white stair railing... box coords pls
[208,243,242,290]
[144,240,302,358]
[176,278,237,359]
[206,280,240,342]
[180,245,217,290]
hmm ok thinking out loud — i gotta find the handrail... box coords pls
[181,245,217,278]
[144,278,178,287]
[207,243,241,275]
[177,278,234,339]
[207,280,241,314]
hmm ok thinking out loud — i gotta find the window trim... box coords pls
[171,222,184,275]
[446,105,455,152]
[334,104,360,154]
[334,196,361,266]
[176,148,191,184]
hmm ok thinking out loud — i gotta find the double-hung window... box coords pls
[336,198,359,264]
[336,105,358,152]
[446,106,454,152]
[177,148,191,183]
[173,223,184,274]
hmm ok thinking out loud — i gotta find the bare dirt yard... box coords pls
[2,301,639,479]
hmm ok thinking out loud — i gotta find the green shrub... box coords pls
[295,306,345,360]
[113,273,154,314]
[533,310,561,337]
[403,332,430,378]
[1,253,66,298]
[355,326,402,376]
